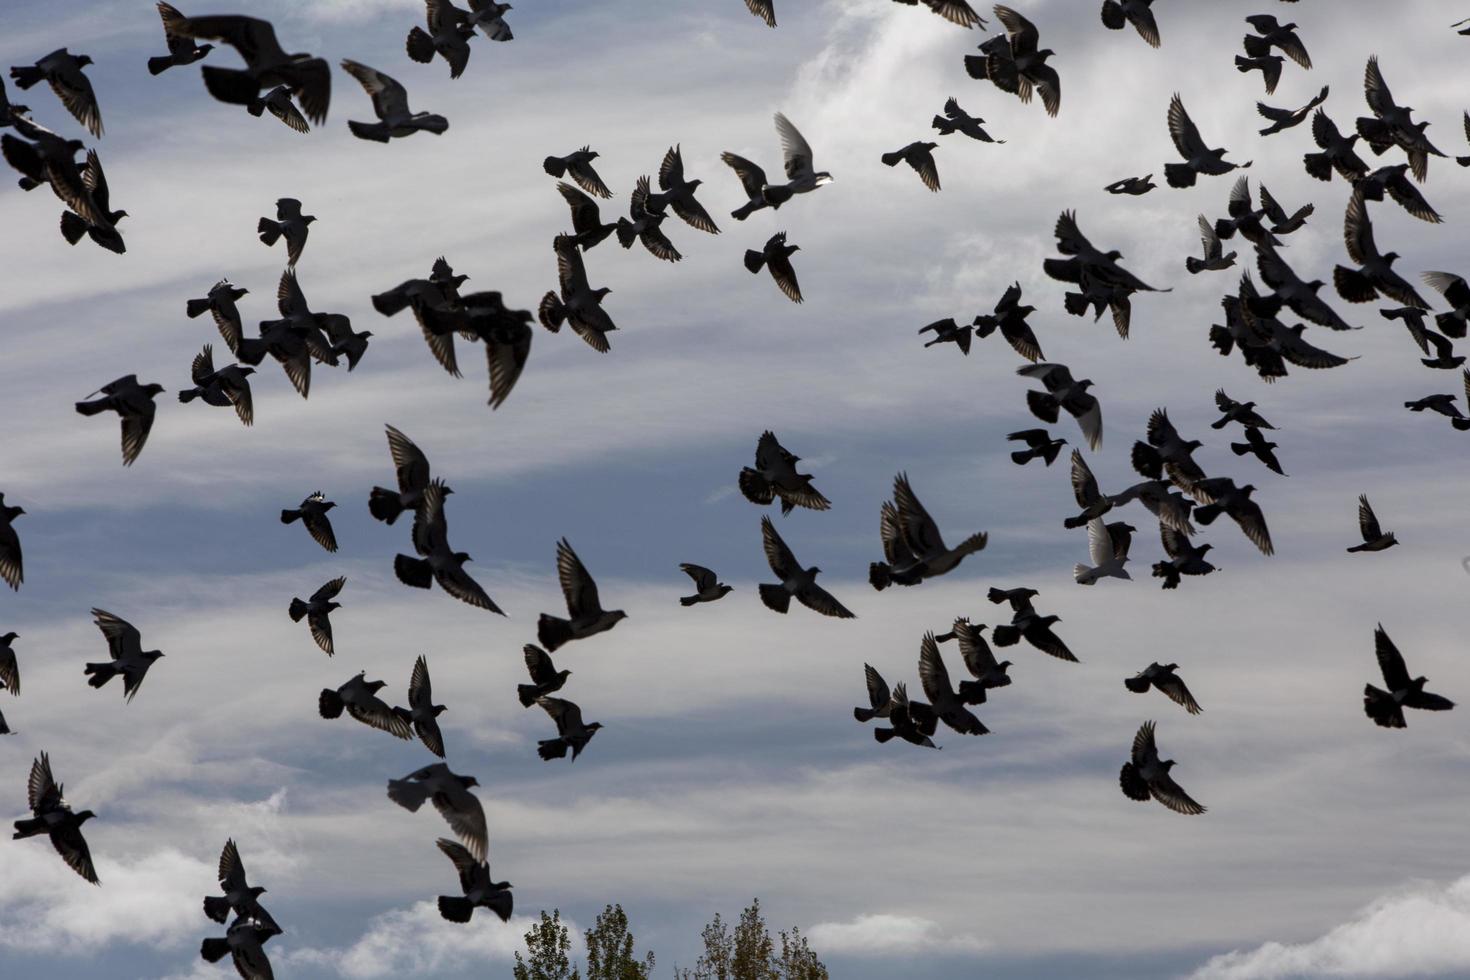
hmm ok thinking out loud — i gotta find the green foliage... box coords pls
[584,904,655,980]
[674,900,827,980]
[514,909,581,980]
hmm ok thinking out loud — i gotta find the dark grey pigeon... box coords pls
[342,59,448,141]
[744,0,776,27]
[1151,524,1216,590]
[759,516,855,619]
[1364,625,1454,728]
[150,3,214,74]
[1006,428,1065,466]
[744,232,802,303]
[396,480,503,614]
[918,632,987,735]
[931,98,1003,142]
[646,144,720,234]
[543,147,610,199]
[1304,109,1368,182]
[321,313,371,371]
[1104,175,1155,195]
[965,7,1060,117]
[869,472,987,590]
[186,281,249,355]
[389,763,488,861]
[369,424,439,525]
[75,375,165,467]
[1125,663,1201,714]
[436,838,513,923]
[0,495,24,591]
[739,431,830,515]
[1165,94,1251,188]
[319,671,412,739]
[536,696,603,762]
[9,48,102,136]
[1231,426,1286,477]
[1347,494,1397,553]
[1354,164,1441,224]
[537,538,626,650]
[1403,372,1470,428]
[257,197,314,266]
[1355,56,1445,183]
[373,259,470,375]
[202,838,281,935]
[1244,13,1310,67]
[1334,189,1429,309]
[872,682,939,749]
[401,655,448,758]
[881,141,940,192]
[260,267,340,374]
[615,175,681,262]
[0,632,18,696]
[988,586,1077,662]
[1213,177,1279,250]
[280,491,337,553]
[1018,362,1102,450]
[1212,389,1273,430]
[539,234,618,352]
[1187,214,1237,275]
[158,7,331,125]
[405,0,476,79]
[200,917,278,978]
[1234,53,1282,94]
[1101,0,1160,46]
[517,644,570,707]
[1119,721,1205,814]
[1192,478,1274,555]
[12,753,98,884]
[679,563,732,606]
[289,576,346,654]
[1421,272,1470,338]
[1258,183,1312,236]
[919,318,972,355]
[557,181,618,250]
[466,0,514,40]
[452,290,535,409]
[248,85,309,132]
[974,282,1044,362]
[1,114,92,222]
[946,618,1011,703]
[892,0,985,28]
[58,150,126,254]
[85,609,164,704]
[1257,84,1329,136]
[1043,210,1169,338]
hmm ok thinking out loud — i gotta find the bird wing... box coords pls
[385,424,431,496]
[657,144,685,190]
[27,752,59,812]
[1197,214,1222,260]
[218,837,247,891]
[1086,517,1113,566]
[191,345,216,386]
[92,608,142,661]
[1146,407,1181,450]
[436,837,482,894]
[1069,449,1100,507]
[276,267,308,317]
[346,694,412,739]
[311,576,347,603]
[269,91,310,133]
[721,152,768,198]
[760,515,797,578]
[567,153,611,199]
[766,245,803,303]
[119,400,157,468]
[753,429,791,470]
[878,501,912,565]
[553,234,591,295]
[409,655,433,711]
[1150,771,1206,815]
[1356,494,1382,541]
[994,5,1039,55]
[523,644,557,685]
[1257,183,1288,224]
[918,632,955,701]
[1342,188,1373,265]
[1167,93,1206,159]
[52,822,100,884]
[774,112,815,181]
[1156,671,1201,714]
[863,663,890,710]
[340,59,409,120]
[1374,625,1412,690]
[1130,720,1159,766]
[556,538,601,617]
[1226,174,1252,218]
[679,563,716,591]
[81,149,111,214]
[302,509,338,553]
[436,560,502,615]
[796,581,855,619]
[954,619,996,675]
[484,324,530,411]
[892,472,945,555]
[1362,55,1394,118]
[557,180,602,233]
[671,193,719,235]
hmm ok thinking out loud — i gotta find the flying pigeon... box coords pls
[556,181,618,250]
[200,917,278,978]
[405,0,477,79]
[679,563,732,606]
[738,430,831,515]
[1074,516,1132,585]
[149,2,214,74]
[0,495,24,591]
[395,480,504,614]
[341,59,448,141]
[539,234,618,352]
[535,696,603,762]
[1104,175,1155,196]
[75,375,165,467]
[758,516,855,619]
[401,655,448,758]
[919,318,972,355]
[543,147,610,199]
[616,175,681,262]
[517,644,570,708]
[1151,524,1216,590]
[646,144,720,234]
[1018,362,1102,450]
[1347,494,1397,553]
[1192,478,1274,555]
[1231,426,1286,476]
[880,141,941,192]
[84,609,164,704]
[179,344,255,427]
[12,752,99,883]
[1187,214,1237,275]
[721,112,833,220]
[931,98,1003,142]
[965,6,1061,117]
[872,682,939,749]
[918,632,987,734]
[1364,625,1454,729]
[988,586,1076,662]
[257,197,314,266]
[1119,721,1205,814]
[1257,84,1329,136]
[1006,428,1065,466]
[435,838,513,923]
[537,538,626,651]
[1125,663,1201,714]
[0,632,18,697]
[869,472,987,590]
[248,84,309,132]
[289,576,346,655]
[744,232,803,303]
[9,48,102,136]
[202,838,281,935]
[973,282,1044,361]
[1165,93,1251,188]
[280,491,338,553]
[319,672,413,739]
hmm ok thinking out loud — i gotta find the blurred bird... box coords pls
[1101,0,1161,47]
[543,147,610,199]
[1165,94,1251,188]
[1151,524,1216,590]
[465,0,514,40]
[1257,84,1329,136]
[289,576,346,654]
[0,76,30,126]
[1231,426,1286,476]
[1125,663,1201,714]
[369,424,441,526]
[722,112,833,220]
[931,98,1003,142]
[9,48,102,136]
[0,495,25,592]
[186,281,249,355]
[319,672,411,738]
[1018,362,1102,450]
[280,491,337,553]
[388,763,487,860]
[84,609,164,704]
[535,696,603,761]
[881,141,941,192]
[405,0,476,79]
[202,839,281,934]
[988,587,1076,662]
[395,480,503,613]
[1254,245,1358,332]
[1258,183,1313,237]
[539,234,618,352]
[966,6,1060,117]
[616,175,681,262]
[149,3,214,74]
[973,281,1044,361]
[1119,721,1205,814]
[400,655,447,758]
[919,317,972,355]
[869,472,987,590]
[744,232,803,303]
[12,752,98,883]
[454,290,535,409]
[759,516,855,619]
[342,59,448,141]
[1192,478,1274,555]
[517,644,570,707]
[645,144,720,234]
[1063,449,1113,530]
[918,632,987,735]
[257,197,314,266]
[1187,214,1237,275]
[1006,428,1066,466]
[1364,625,1454,729]
[1108,479,1196,536]
[1212,389,1273,430]
[1104,175,1155,196]
[75,375,164,467]
[247,84,309,133]
[1347,494,1397,553]
[435,838,513,923]
[1074,517,1132,585]
[1404,370,1470,430]
[679,563,732,606]
[537,538,626,650]
[739,431,830,515]
[854,664,896,724]
[200,917,278,978]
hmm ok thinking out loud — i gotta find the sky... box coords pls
[2,0,1469,978]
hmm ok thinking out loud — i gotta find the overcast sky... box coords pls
[2,1,1469,978]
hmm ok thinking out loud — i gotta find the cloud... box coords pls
[1189,876,1470,979]
[806,913,988,956]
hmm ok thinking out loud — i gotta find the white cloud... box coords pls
[806,913,987,956]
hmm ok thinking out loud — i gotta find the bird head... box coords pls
[239,367,256,377]
[1383,251,1400,265]
[814,172,834,186]
[559,669,573,681]
[432,704,448,717]
[595,287,613,299]
[198,43,216,55]
[66,139,85,153]
[454,551,472,564]
[611,610,629,623]
[462,776,480,788]
[717,584,734,598]
[0,632,17,643]
[75,55,94,67]
[322,501,337,512]
[146,650,165,661]
[688,178,703,190]
[1197,543,1214,554]
[9,104,29,116]
[998,661,1013,671]
[1105,249,1124,261]
[326,601,342,612]
[76,810,97,823]
[250,886,267,897]
[1117,523,1138,534]
[1037,48,1055,60]
[586,151,600,161]
[1162,759,1177,771]
[587,722,605,732]
[144,383,166,398]
[1041,615,1061,626]
[366,679,386,692]
[1078,379,1095,390]
[1240,485,1257,496]
[1186,440,1204,452]
[304,215,318,225]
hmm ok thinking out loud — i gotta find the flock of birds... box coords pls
[1,1,1467,977]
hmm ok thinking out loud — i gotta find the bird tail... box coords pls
[1009,448,1034,466]
[1434,312,1467,339]
[1124,675,1151,694]
[853,705,879,723]
[615,218,637,249]
[74,398,108,416]
[368,487,405,524]
[762,185,793,208]
[1453,418,1470,432]
[84,662,116,688]
[1152,561,1181,589]
[542,156,567,178]
[990,624,1020,647]
[517,684,540,708]
[280,508,301,525]
[371,286,412,317]
[743,249,767,274]
[257,217,282,246]
[185,297,213,319]
[437,895,474,923]
[868,562,892,591]
[537,292,566,332]
[201,65,260,107]
[1062,513,1090,530]
[1302,151,1333,182]
[348,120,391,142]
[317,688,344,719]
[1073,564,1095,585]
[1025,389,1060,424]
[200,938,230,964]
[1100,0,1125,29]
[246,95,266,116]
[9,66,43,90]
[962,54,987,80]
[1363,684,1406,729]
[880,150,904,167]
[1039,441,1063,466]
[1207,324,1235,356]
[731,201,762,221]
[1213,218,1237,241]
[59,210,88,245]
[737,467,775,505]
[679,594,700,607]
[578,223,617,250]
[1119,762,1150,801]
[957,680,988,705]
[202,895,231,923]
[1241,34,1272,58]
[931,115,956,134]
[12,815,45,837]
[1131,441,1163,479]
[956,530,988,557]
[537,737,570,761]
[406,26,436,63]
[177,388,201,404]
[1163,163,1197,188]
[486,889,513,922]
[758,583,791,614]
[413,114,449,136]
[289,598,309,622]
[1230,441,1251,457]
[1185,257,1207,275]
[147,55,175,76]
[873,727,897,744]
[1333,265,1378,304]
[394,554,433,589]
[386,777,430,811]
[1193,503,1223,525]
[537,614,573,652]
[1062,290,1092,318]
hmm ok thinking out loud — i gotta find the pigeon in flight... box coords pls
[739,430,831,515]
[0,495,24,591]
[988,587,1076,662]
[1354,164,1441,225]
[203,839,281,935]
[1421,272,1470,338]
[758,516,855,619]
[919,318,972,355]
[944,618,1011,703]
[1151,525,1216,590]
[248,84,310,132]
[0,77,28,126]
[973,282,1044,362]
[646,144,720,234]
[1006,428,1065,467]
[1104,175,1155,196]
[280,492,338,553]
[556,181,618,251]
[1165,94,1251,188]
[1,114,95,226]
[84,609,164,704]
[396,480,503,613]
[871,682,939,749]
[465,0,514,40]
[1347,494,1397,553]
[75,375,165,467]
[744,232,803,303]
[1131,408,1206,493]
[1125,663,1201,714]
[257,197,314,267]
[58,150,126,254]
[1364,625,1454,729]
[1187,214,1237,275]
[537,538,626,651]
[200,917,278,979]
[1074,517,1132,585]
[1355,56,1444,183]
[1258,183,1313,236]
[918,632,987,735]
[1101,0,1160,47]
[0,632,18,697]
[149,2,214,74]
[1109,478,1197,536]
[1254,246,1358,332]
[543,147,611,199]
[966,6,1060,117]
[1044,210,1169,338]
[1386,307,1462,370]
[1404,370,1470,430]
[453,290,535,409]
[1334,190,1429,309]
[157,7,331,125]
[436,838,513,923]
[931,98,1003,143]
[289,576,346,655]
[406,0,477,79]
[679,563,732,606]
[1064,449,1114,530]
[517,644,570,707]
[179,343,257,426]
[402,655,448,758]
[1243,14,1311,68]
[854,664,897,723]
[1018,362,1102,450]
[539,234,618,352]
[535,696,603,762]
[1231,426,1286,476]
[1235,53,1282,95]
[1304,110,1368,182]
[1192,478,1274,555]
[892,0,985,28]
[1214,177,1280,251]
[12,752,99,883]
[9,49,102,136]
[341,60,448,141]
[744,0,776,27]
[369,424,441,525]
[616,175,682,262]
[186,281,249,354]
[1119,721,1205,814]
[869,472,987,590]
[388,765,488,860]
[1257,84,1329,136]
[320,672,412,739]
[722,112,832,220]
[1213,374,1280,427]
[880,141,941,192]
